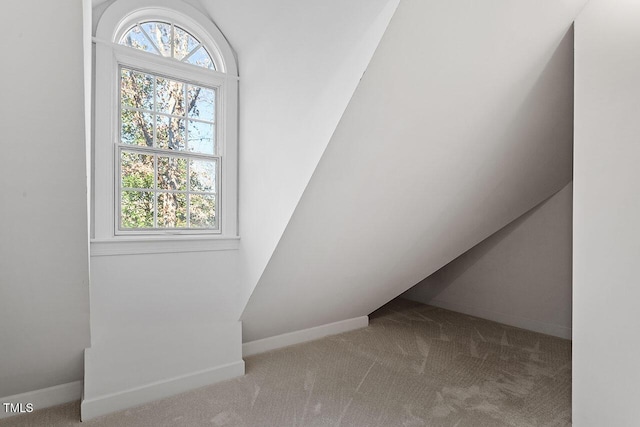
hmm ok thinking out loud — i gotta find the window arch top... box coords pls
[119,21,216,70]
[96,0,238,76]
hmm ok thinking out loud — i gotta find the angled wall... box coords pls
[404,183,573,339]
[197,0,401,309]
[242,0,586,342]
[0,0,90,401]
[573,0,640,424]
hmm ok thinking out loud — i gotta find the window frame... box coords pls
[115,62,223,235]
[92,0,238,255]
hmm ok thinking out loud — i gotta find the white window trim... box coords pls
[92,0,238,255]
[91,236,240,257]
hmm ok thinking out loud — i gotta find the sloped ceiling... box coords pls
[241,0,588,341]
[196,0,401,312]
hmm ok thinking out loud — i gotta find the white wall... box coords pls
[85,1,246,416]
[89,252,242,345]
[0,0,90,397]
[573,0,640,424]
[403,183,573,339]
[197,0,401,309]
[90,0,399,322]
[84,0,397,417]
[242,0,586,342]
[84,251,243,418]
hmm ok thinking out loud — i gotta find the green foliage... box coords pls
[190,194,216,228]
[122,191,154,228]
[158,193,187,228]
[120,152,154,229]
[119,66,217,230]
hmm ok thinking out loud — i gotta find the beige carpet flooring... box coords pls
[1,298,572,426]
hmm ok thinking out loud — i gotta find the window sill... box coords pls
[90,235,240,256]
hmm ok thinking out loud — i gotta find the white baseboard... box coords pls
[243,316,369,357]
[0,381,83,420]
[80,360,244,421]
[424,298,572,340]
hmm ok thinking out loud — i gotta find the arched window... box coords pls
[119,21,216,69]
[92,0,238,253]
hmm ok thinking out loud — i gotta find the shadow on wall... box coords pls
[240,5,577,343]
[410,187,566,300]
[399,25,576,335]
[420,25,574,298]
[403,180,573,339]
[395,24,575,280]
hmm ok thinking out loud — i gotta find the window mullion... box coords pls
[152,72,157,155]
[124,105,215,123]
[185,120,190,152]
[152,77,158,231]
[186,159,191,228]
[153,153,158,228]
[170,24,175,59]
[117,146,122,231]
[183,77,189,153]
[122,188,192,194]
[181,42,202,62]
[139,23,163,56]
[118,144,219,160]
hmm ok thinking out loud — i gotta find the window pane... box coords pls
[158,156,187,191]
[119,22,220,70]
[121,109,154,146]
[187,85,215,122]
[158,193,187,228]
[156,115,185,150]
[184,46,214,69]
[120,25,158,55]
[173,26,199,60]
[189,159,216,192]
[140,22,171,57]
[121,191,154,229]
[156,77,185,116]
[190,194,216,228]
[187,120,215,154]
[121,151,154,189]
[121,69,153,110]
